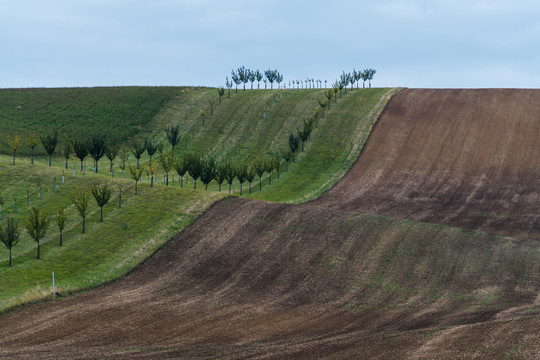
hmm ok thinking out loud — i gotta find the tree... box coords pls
[325,89,333,110]
[282,150,292,172]
[272,152,282,179]
[367,68,377,88]
[6,134,20,165]
[254,159,266,190]
[73,139,89,171]
[265,158,276,185]
[263,78,267,89]
[24,207,49,259]
[224,162,236,193]
[214,162,227,192]
[91,183,112,222]
[174,156,189,188]
[41,131,58,166]
[0,193,4,220]
[105,143,118,172]
[158,151,175,186]
[276,72,284,89]
[318,99,328,118]
[200,109,207,127]
[288,133,300,163]
[340,71,350,95]
[128,164,144,195]
[217,87,225,104]
[118,146,129,171]
[61,137,72,169]
[145,138,157,163]
[89,134,107,173]
[353,68,362,89]
[55,206,67,246]
[27,133,40,164]
[255,70,263,89]
[208,98,215,115]
[349,71,356,90]
[236,164,248,195]
[265,69,278,89]
[130,141,146,169]
[248,69,256,90]
[200,157,216,190]
[225,77,233,97]
[165,124,181,152]
[237,66,249,90]
[145,159,157,187]
[246,165,256,194]
[186,153,202,189]
[333,84,339,103]
[299,119,313,152]
[231,70,241,93]
[70,189,90,233]
[0,218,20,267]
[361,69,369,88]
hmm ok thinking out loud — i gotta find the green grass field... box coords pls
[0,86,399,313]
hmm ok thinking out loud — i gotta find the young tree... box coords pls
[214,162,227,192]
[118,146,129,171]
[145,138,157,163]
[349,71,356,90]
[282,150,292,172]
[91,183,112,222]
[246,165,256,194]
[353,68,362,89]
[236,164,248,195]
[265,158,277,185]
[248,69,256,90]
[276,73,284,89]
[89,134,107,173]
[325,89,333,110]
[200,157,216,190]
[238,66,249,90]
[367,68,377,87]
[186,153,202,189]
[265,69,278,89]
[299,121,312,152]
[105,143,118,171]
[0,218,20,267]
[263,78,268,89]
[165,124,181,152]
[41,131,58,166]
[231,70,241,93]
[254,159,266,190]
[224,162,236,193]
[55,206,67,246]
[73,139,89,171]
[0,193,4,220]
[340,71,350,95]
[145,159,157,187]
[130,141,146,169]
[225,77,233,97]
[200,109,207,127]
[61,137,72,169]
[208,98,215,115]
[6,134,20,165]
[158,151,175,186]
[156,142,164,154]
[333,84,339,103]
[128,164,144,195]
[272,152,282,179]
[217,87,225,104]
[288,133,300,163]
[27,133,40,164]
[24,207,49,259]
[255,70,263,89]
[361,69,369,88]
[70,189,90,233]
[174,156,189,188]
[318,99,328,118]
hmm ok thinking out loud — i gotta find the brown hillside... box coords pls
[1,89,539,359]
[315,89,540,239]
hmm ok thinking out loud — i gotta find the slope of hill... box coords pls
[0,89,539,359]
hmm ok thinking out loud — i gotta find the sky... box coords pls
[1,0,540,89]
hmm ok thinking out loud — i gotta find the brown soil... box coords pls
[1,89,539,359]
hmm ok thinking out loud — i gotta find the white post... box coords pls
[52,271,56,298]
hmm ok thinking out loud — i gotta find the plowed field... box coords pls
[1,89,539,359]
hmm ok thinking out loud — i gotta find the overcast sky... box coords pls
[1,0,540,88]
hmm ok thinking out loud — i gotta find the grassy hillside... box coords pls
[0,86,181,155]
[0,86,398,313]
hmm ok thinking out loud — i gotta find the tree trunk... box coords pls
[49,154,52,166]
[60,231,63,246]
[302,142,304,152]
[119,194,121,208]
[100,207,103,222]
[96,160,99,173]
[12,152,15,165]
[322,108,325,118]
[249,183,251,194]
[136,157,140,169]
[81,160,84,171]
[151,174,153,187]
[110,162,113,171]
[166,174,169,186]
[218,183,221,192]
[228,89,230,98]
[37,242,40,259]
[210,104,213,115]
[240,183,243,195]
[292,154,295,163]
[339,89,342,98]
[135,182,138,195]
[180,176,183,188]
[259,177,262,190]
[229,183,231,194]
[9,248,12,267]
[66,159,69,169]
[277,168,280,179]
[235,86,237,94]
[194,179,197,189]
[82,217,86,233]
[31,151,34,164]
[268,174,271,185]
[286,163,288,172]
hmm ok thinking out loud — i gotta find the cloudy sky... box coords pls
[1,0,540,88]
